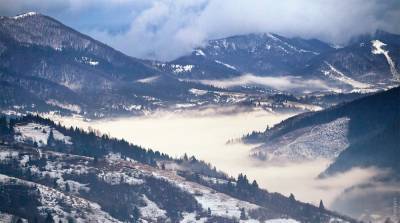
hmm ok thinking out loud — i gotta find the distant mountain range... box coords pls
[0,12,399,118]
[161,30,400,91]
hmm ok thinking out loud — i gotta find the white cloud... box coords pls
[1,0,399,60]
[195,74,333,92]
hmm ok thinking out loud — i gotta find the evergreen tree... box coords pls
[132,206,140,222]
[0,116,9,135]
[183,153,189,161]
[53,178,59,188]
[65,183,70,192]
[289,193,295,201]
[47,129,56,147]
[207,208,212,217]
[240,208,247,220]
[384,218,393,223]
[16,218,23,223]
[251,180,259,189]
[319,200,325,210]
[45,213,55,223]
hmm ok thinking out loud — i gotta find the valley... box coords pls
[48,109,378,210]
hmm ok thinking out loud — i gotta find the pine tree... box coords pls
[65,183,70,192]
[319,200,325,210]
[47,129,56,147]
[53,178,59,188]
[45,212,55,223]
[207,207,212,217]
[384,218,393,223]
[132,206,140,222]
[251,180,259,189]
[240,208,247,220]
[0,116,9,135]
[289,193,295,201]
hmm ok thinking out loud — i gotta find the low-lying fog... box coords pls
[53,108,379,209]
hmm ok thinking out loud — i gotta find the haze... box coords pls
[52,109,380,208]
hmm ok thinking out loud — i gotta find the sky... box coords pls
[0,0,399,61]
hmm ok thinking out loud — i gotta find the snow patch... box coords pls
[371,40,400,80]
[13,12,38,19]
[322,62,371,89]
[171,64,194,74]
[189,88,208,96]
[215,60,237,70]
[264,219,300,223]
[136,75,160,84]
[140,195,167,221]
[14,123,72,146]
[46,99,81,113]
[194,49,206,57]
[252,117,350,162]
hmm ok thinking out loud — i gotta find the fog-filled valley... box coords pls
[51,109,389,216]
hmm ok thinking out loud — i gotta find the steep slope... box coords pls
[303,30,400,88]
[324,118,400,176]
[0,12,233,117]
[0,114,355,223]
[243,87,400,167]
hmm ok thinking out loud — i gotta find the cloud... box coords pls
[1,0,400,60]
[195,74,333,92]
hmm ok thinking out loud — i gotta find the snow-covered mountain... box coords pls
[160,31,400,93]
[158,33,333,79]
[0,12,340,118]
[0,115,355,223]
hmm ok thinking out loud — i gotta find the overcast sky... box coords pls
[0,0,399,61]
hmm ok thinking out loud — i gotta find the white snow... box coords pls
[264,219,300,223]
[123,104,142,111]
[14,123,72,146]
[97,170,144,186]
[323,62,371,89]
[0,174,120,222]
[252,117,350,162]
[180,212,207,223]
[171,64,194,74]
[79,57,99,66]
[189,88,208,96]
[215,60,237,70]
[283,101,323,111]
[46,99,81,113]
[194,49,206,57]
[175,180,258,219]
[136,75,160,84]
[175,103,197,108]
[371,40,400,80]
[0,150,19,162]
[139,195,167,221]
[0,213,28,223]
[13,12,38,19]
